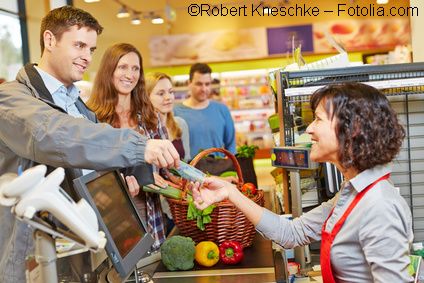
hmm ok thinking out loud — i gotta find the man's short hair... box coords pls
[40,5,103,53]
[189,63,212,81]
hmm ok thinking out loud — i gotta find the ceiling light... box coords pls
[131,14,141,25]
[376,0,388,4]
[84,0,100,3]
[260,1,271,15]
[151,15,164,24]
[117,6,130,18]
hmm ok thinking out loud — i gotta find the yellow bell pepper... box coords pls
[194,241,220,267]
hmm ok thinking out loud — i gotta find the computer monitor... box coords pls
[73,170,154,280]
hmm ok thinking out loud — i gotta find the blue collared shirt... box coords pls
[34,66,92,175]
[34,66,84,118]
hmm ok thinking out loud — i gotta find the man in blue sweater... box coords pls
[174,63,236,158]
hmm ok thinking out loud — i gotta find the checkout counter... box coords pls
[151,233,276,282]
[136,192,297,283]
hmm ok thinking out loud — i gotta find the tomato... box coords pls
[241,183,257,197]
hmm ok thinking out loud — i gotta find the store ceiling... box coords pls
[73,0,273,69]
[73,0,411,71]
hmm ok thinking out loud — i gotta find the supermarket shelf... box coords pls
[231,107,274,113]
[241,130,272,135]
[236,94,273,99]
[173,84,220,92]
[221,82,268,87]
[234,117,269,123]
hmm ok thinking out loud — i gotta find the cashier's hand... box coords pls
[191,177,235,210]
[145,139,180,168]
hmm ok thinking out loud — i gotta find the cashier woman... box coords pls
[192,82,413,282]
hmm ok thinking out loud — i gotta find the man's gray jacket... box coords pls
[0,64,151,282]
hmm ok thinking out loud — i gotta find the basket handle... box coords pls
[188,148,244,189]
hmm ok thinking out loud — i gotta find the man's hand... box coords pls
[145,139,180,168]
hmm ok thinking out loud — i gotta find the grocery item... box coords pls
[219,240,244,265]
[241,182,257,197]
[160,236,195,271]
[142,184,182,199]
[186,196,215,231]
[195,241,220,267]
[219,171,237,178]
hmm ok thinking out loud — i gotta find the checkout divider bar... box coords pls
[153,267,275,278]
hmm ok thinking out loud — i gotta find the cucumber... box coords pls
[143,185,182,199]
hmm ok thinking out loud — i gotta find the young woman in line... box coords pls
[87,43,170,249]
[145,72,190,162]
[192,82,413,282]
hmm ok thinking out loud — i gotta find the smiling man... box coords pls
[173,63,236,157]
[0,6,179,282]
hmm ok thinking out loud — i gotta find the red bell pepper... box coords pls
[219,240,244,265]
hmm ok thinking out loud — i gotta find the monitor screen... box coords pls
[272,147,312,169]
[73,170,154,279]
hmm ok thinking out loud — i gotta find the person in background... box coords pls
[192,82,413,282]
[174,63,236,156]
[86,43,169,249]
[145,72,190,162]
[0,8,178,282]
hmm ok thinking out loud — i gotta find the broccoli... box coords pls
[160,235,195,271]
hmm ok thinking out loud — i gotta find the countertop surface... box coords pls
[151,232,275,282]
[148,191,276,282]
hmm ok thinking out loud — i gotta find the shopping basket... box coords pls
[166,148,265,248]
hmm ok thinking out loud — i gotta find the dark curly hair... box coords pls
[310,82,405,172]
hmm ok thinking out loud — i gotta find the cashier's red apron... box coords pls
[320,173,390,283]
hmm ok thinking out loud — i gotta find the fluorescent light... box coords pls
[376,0,388,4]
[84,0,100,3]
[151,16,164,24]
[117,6,130,18]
